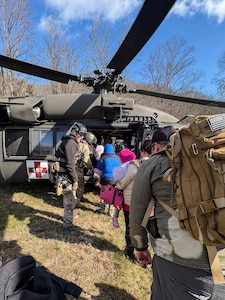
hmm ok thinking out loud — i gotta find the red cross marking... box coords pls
[28,161,48,178]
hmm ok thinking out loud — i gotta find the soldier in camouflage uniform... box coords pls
[55,122,87,231]
[76,132,96,203]
[76,140,92,204]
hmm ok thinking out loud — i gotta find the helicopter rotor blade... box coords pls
[129,89,225,108]
[107,0,176,74]
[0,55,80,83]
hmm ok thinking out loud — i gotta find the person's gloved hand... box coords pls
[56,183,63,196]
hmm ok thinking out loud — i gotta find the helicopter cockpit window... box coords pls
[32,129,53,156]
[5,129,29,157]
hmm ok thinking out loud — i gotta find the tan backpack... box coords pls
[142,114,225,284]
[162,114,225,284]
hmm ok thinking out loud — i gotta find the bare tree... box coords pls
[0,0,33,96]
[42,14,83,94]
[141,36,203,95]
[81,19,129,74]
[81,19,114,74]
[213,52,225,99]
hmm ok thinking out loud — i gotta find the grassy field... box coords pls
[0,181,152,299]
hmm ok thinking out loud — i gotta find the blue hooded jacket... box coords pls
[97,143,121,179]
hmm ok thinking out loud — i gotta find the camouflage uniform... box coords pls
[59,175,77,227]
[55,122,87,231]
[76,140,93,203]
[55,135,79,229]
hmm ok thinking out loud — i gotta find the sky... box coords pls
[30,0,225,97]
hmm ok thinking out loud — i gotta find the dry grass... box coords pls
[0,182,152,300]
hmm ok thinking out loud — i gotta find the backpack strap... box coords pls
[49,271,82,298]
[170,131,181,158]
[157,199,179,219]
[141,198,155,228]
[206,246,225,284]
[141,198,179,229]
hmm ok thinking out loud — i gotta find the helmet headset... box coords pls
[114,139,127,153]
[85,132,97,146]
[71,122,87,137]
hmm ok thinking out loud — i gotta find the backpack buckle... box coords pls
[200,200,217,213]
[191,143,198,155]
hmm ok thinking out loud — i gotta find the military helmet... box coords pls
[85,132,97,146]
[71,122,87,136]
[114,139,127,153]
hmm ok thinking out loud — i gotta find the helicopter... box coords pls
[0,0,225,183]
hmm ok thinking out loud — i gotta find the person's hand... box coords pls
[72,182,78,199]
[136,249,152,265]
[56,183,63,196]
[72,190,77,199]
[72,181,78,191]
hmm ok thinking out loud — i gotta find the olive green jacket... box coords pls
[129,151,223,270]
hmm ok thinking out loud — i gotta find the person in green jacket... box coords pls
[130,126,225,300]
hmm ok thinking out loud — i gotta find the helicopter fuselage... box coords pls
[0,93,179,182]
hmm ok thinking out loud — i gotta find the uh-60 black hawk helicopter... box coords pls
[0,0,225,183]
